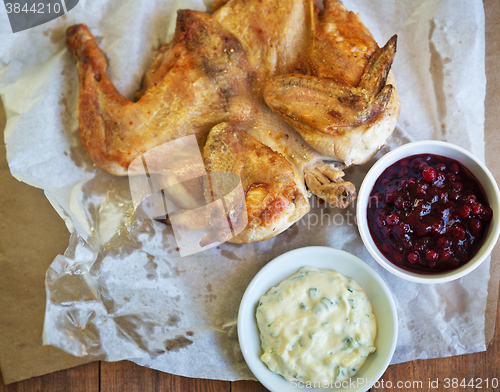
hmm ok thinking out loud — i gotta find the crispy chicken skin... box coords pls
[66,0,400,243]
[204,123,309,244]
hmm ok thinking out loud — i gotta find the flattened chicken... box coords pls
[66,0,400,244]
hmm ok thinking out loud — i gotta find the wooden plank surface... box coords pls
[0,363,99,392]
[99,361,231,392]
[231,380,268,392]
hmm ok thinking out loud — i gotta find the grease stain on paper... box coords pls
[144,254,158,280]
[165,335,193,352]
[220,249,238,260]
[43,27,65,44]
[167,314,180,327]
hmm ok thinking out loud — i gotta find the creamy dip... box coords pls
[256,266,377,383]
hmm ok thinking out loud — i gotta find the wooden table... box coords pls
[1,0,500,391]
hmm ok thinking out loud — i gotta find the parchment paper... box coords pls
[0,0,489,381]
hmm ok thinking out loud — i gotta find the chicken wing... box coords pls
[264,1,400,165]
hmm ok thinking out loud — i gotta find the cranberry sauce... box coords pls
[367,154,492,273]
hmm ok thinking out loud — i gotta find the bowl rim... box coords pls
[356,140,500,284]
[237,246,398,392]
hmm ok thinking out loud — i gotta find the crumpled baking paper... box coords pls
[0,0,489,381]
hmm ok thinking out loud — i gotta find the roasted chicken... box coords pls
[66,0,400,244]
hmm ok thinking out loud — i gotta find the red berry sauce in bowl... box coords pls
[357,141,500,283]
[367,154,493,274]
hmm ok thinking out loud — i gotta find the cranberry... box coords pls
[428,261,437,268]
[398,222,411,234]
[372,192,383,202]
[422,167,437,183]
[425,249,439,261]
[436,163,447,171]
[384,189,398,204]
[407,252,419,264]
[439,249,452,261]
[393,252,405,264]
[411,157,423,168]
[382,243,391,253]
[386,213,400,226]
[406,212,418,226]
[450,161,460,174]
[414,223,431,237]
[452,182,463,192]
[436,172,446,183]
[413,238,429,252]
[417,184,428,196]
[381,178,391,186]
[412,245,425,254]
[394,242,404,252]
[376,215,386,228]
[408,177,417,186]
[399,167,409,177]
[481,207,493,222]
[472,203,484,215]
[458,204,471,218]
[446,172,457,182]
[400,159,410,167]
[436,235,451,249]
[437,191,448,202]
[466,194,477,204]
[418,202,432,216]
[418,162,429,172]
[402,238,413,250]
[450,191,460,201]
[386,167,398,177]
[394,196,410,210]
[469,218,482,234]
[430,218,445,235]
[452,224,466,241]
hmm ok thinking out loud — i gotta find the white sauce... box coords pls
[256,266,377,383]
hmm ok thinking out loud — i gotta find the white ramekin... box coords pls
[238,247,398,392]
[356,141,500,284]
